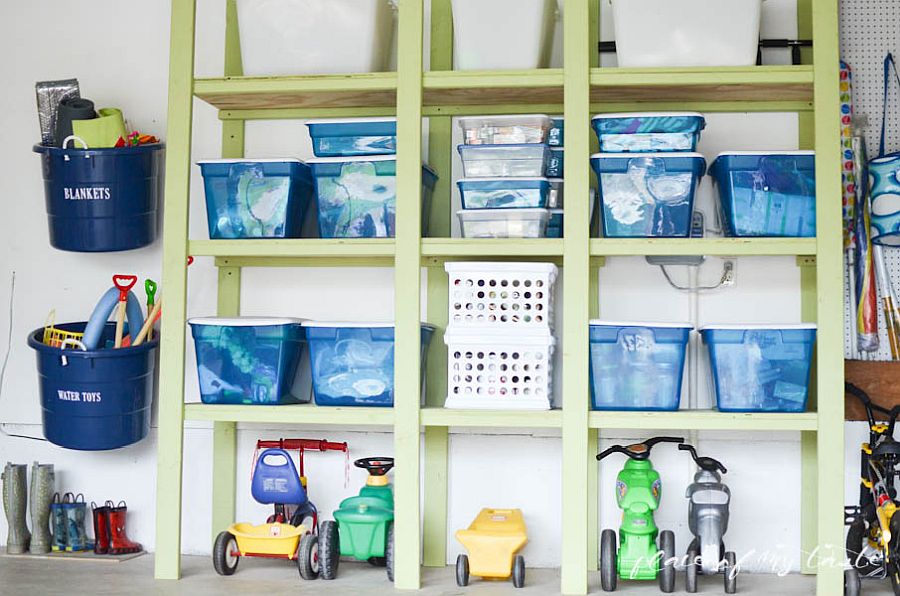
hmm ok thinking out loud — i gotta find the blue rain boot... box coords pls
[50,492,67,552]
[64,493,91,552]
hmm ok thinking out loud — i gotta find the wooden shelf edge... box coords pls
[588,410,818,431]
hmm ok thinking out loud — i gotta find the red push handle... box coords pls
[256,438,348,453]
[112,275,138,301]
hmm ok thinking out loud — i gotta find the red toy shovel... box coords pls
[112,275,137,348]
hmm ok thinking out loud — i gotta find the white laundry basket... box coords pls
[611,0,763,68]
[445,262,558,330]
[444,328,554,410]
[451,0,557,70]
[236,0,396,76]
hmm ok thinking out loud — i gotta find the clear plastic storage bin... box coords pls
[189,318,307,405]
[545,190,596,238]
[444,328,555,410]
[709,151,816,237]
[458,208,550,238]
[589,321,691,411]
[451,0,556,70]
[235,0,396,76]
[305,118,396,157]
[458,178,551,210]
[549,178,564,208]
[458,144,550,177]
[305,322,435,407]
[198,159,313,239]
[459,115,552,145]
[549,117,564,146]
[308,156,438,238]
[546,148,564,178]
[701,324,816,413]
[591,153,706,238]
[591,113,705,153]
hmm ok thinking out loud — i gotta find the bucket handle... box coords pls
[61,135,90,162]
[59,337,87,367]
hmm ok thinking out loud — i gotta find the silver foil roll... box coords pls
[35,79,80,146]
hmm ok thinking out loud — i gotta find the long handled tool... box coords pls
[144,279,158,342]
[132,297,162,347]
[112,275,137,348]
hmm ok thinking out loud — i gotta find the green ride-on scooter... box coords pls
[597,436,684,593]
[319,457,395,581]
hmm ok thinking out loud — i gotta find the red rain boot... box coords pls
[107,501,142,555]
[91,501,111,554]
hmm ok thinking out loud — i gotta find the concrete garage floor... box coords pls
[0,553,890,595]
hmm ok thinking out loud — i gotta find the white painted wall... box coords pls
[0,0,863,575]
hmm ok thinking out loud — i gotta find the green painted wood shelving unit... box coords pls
[154,0,844,593]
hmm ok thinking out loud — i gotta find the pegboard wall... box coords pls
[841,0,900,360]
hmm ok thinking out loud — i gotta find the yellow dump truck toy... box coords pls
[455,508,528,588]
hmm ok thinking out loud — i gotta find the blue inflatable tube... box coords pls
[82,287,145,350]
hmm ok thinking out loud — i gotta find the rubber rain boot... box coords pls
[64,493,91,552]
[91,501,111,555]
[108,501,142,555]
[2,463,31,554]
[29,462,54,554]
[50,493,67,551]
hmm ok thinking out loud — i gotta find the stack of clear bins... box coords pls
[590,113,706,238]
[456,115,554,238]
[305,117,439,238]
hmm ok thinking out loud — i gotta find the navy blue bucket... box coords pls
[28,322,158,450]
[33,143,162,252]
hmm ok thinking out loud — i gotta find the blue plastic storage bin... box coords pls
[591,153,706,238]
[589,321,691,411]
[458,143,550,177]
[457,177,551,209]
[28,322,158,450]
[197,159,313,239]
[305,322,435,407]
[305,118,396,157]
[549,117,564,146]
[546,148,564,178]
[308,156,438,238]
[189,317,307,405]
[33,143,162,252]
[701,324,816,413]
[709,151,816,237]
[591,112,705,152]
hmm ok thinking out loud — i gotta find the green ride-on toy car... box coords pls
[319,457,395,581]
[597,436,684,593]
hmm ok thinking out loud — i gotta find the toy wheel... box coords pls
[658,530,676,594]
[723,551,737,594]
[213,531,239,576]
[847,506,881,577]
[297,534,319,580]
[386,522,395,582]
[512,554,526,588]
[318,521,340,580]
[600,529,617,592]
[456,554,470,587]
[845,568,861,596]
[685,540,699,593]
[368,557,387,566]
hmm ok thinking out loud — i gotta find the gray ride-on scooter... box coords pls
[680,444,737,593]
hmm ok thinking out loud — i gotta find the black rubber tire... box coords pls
[318,521,340,580]
[512,554,526,588]
[213,531,239,576]
[685,542,699,593]
[297,534,319,580]
[845,567,861,596]
[386,523,395,582]
[600,529,617,592]
[368,556,387,566]
[456,553,470,587]
[658,530,676,594]
[847,506,882,577]
[724,551,737,594]
[891,561,900,596]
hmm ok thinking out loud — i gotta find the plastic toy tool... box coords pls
[456,508,528,588]
[597,436,683,593]
[112,275,137,348]
[144,279,157,341]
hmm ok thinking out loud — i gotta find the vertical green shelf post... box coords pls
[561,0,592,593]
[394,0,426,589]
[811,0,845,592]
[154,0,198,580]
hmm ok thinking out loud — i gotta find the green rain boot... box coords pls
[28,462,54,554]
[50,493,67,552]
[64,493,91,552]
[2,463,31,554]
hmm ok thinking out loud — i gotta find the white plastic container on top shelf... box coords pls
[451,0,557,70]
[610,0,763,68]
[235,0,395,76]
